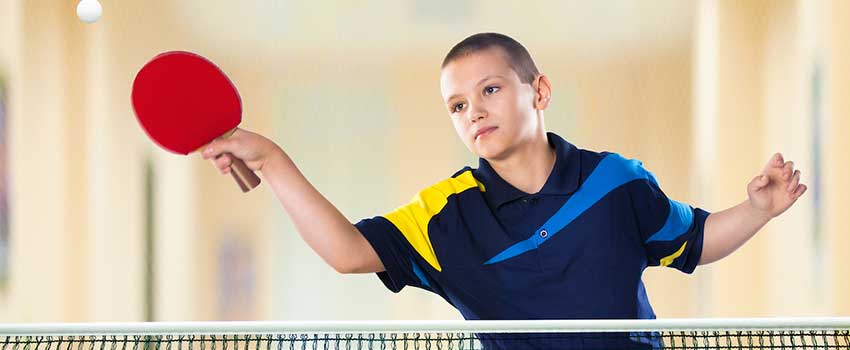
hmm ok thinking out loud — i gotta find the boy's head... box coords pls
[440,33,552,161]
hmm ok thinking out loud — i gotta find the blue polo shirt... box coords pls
[355,132,709,346]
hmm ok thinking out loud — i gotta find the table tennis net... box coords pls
[2,319,848,350]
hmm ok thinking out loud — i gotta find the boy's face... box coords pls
[440,48,549,161]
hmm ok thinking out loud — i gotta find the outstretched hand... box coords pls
[201,128,282,174]
[746,153,807,219]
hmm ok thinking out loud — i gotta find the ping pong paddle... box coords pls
[131,51,261,192]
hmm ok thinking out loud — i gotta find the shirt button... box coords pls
[540,229,548,238]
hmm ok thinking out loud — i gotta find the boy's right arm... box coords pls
[202,128,385,274]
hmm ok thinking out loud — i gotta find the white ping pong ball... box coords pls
[77,0,103,24]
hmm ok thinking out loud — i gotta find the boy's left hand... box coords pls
[747,153,807,219]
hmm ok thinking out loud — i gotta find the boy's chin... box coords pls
[473,145,508,161]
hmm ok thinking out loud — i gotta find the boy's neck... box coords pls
[487,133,556,195]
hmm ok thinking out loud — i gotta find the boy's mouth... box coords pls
[474,126,498,141]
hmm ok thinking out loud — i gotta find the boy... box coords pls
[201,33,806,348]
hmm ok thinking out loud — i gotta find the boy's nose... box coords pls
[470,107,487,122]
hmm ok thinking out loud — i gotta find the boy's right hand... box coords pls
[201,128,282,174]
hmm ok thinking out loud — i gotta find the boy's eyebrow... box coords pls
[445,75,506,103]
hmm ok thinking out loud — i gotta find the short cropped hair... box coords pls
[442,33,540,84]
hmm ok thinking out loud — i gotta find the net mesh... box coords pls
[2,322,849,350]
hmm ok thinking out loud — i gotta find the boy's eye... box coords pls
[453,102,466,113]
[484,86,500,95]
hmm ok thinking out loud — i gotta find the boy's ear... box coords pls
[533,74,552,110]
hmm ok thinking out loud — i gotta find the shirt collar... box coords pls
[475,132,581,208]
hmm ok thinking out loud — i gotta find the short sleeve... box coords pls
[355,216,437,293]
[355,169,481,293]
[627,176,710,274]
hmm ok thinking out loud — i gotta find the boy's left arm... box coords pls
[699,153,807,265]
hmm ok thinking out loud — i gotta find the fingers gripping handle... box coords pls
[228,153,261,192]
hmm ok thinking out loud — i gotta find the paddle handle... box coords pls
[227,153,261,192]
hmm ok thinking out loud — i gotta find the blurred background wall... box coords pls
[0,0,847,322]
